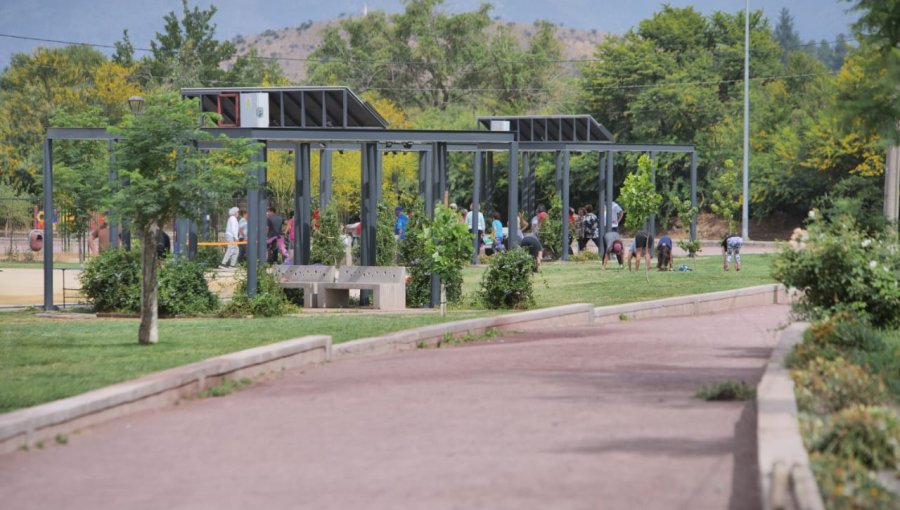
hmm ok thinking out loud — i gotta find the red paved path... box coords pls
[0,304,789,509]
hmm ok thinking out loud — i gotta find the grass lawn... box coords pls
[463,253,775,308]
[0,253,775,413]
[0,261,82,269]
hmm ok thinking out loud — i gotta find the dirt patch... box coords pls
[656,213,802,242]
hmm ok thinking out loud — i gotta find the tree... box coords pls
[617,155,662,278]
[773,8,801,56]
[310,202,346,266]
[423,204,472,314]
[109,92,258,344]
[839,0,900,144]
[141,0,237,88]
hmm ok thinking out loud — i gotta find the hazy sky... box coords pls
[0,0,859,70]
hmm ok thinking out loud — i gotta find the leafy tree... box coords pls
[709,159,741,232]
[773,8,801,55]
[423,203,472,312]
[109,92,258,344]
[310,202,346,266]
[225,48,290,87]
[141,0,237,88]
[618,154,663,233]
[376,202,398,266]
[838,0,900,144]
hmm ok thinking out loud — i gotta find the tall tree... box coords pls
[773,8,801,54]
[109,92,258,344]
[143,0,237,87]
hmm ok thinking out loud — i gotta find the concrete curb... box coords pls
[333,303,596,360]
[0,335,330,456]
[593,284,796,323]
[757,322,825,510]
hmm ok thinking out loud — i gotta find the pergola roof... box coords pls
[181,86,389,129]
[477,115,615,144]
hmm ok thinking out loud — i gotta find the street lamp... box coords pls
[128,95,145,115]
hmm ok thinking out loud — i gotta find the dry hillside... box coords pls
[230,17,608,83]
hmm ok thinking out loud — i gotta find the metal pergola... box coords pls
[40,124,519,310]
[477,115,698,260]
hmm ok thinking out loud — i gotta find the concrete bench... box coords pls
[319,266,406,310]
[275,265,337,308]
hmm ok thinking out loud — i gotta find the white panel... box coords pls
[489,120,511,132]
[240,93,269,128]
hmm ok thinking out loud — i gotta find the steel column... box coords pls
[108,140,118,249]
[43,139,54,311]
[650,151,657,256]
[507,142,519,249]
[471,150,482,264]
[690,151,698,241]
[555,150,563,196]
[561,150,570,261]
[606,151,614,231]
[294,143,311,265]
[418,151,427,196]
[598,153,607,244]
[319,149,332,211]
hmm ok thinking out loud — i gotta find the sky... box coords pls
[0,0,859,71]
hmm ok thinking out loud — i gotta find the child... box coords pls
[722,233,744,271]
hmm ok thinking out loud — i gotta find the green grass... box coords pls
[0,261,83,269]
[0,253,775,413]
[462,253,775,308]
[0,310,487,413]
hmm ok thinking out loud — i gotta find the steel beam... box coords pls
[691,151,698,241]
[43,140,54,311]
[561,150,570,261]
[472,150,481,265]
[294,143,311,265]
[319,149,332,211]
[507,142,519,249]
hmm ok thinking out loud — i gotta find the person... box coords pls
[157,229,171,259]
[722,233,744,271]
[580,205,601,253]
[611,201,624,232]
[657,234,673,271]
[628,230,651,271]
[88,220,110,256]
[574,207,586,251]
[465,204,486,245]
[530,204,548,235]
[519,234,543,272]
[220,206,240,268]
[490,211,505,253]
[394,205,410,240]
[265,206,288,264]
[601,235,625,270]
[237,209,248,264]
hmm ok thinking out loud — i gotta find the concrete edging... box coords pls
[593,283,795,323]
[757,322,825,510]
[0,335,331,456]
[332,303,596,360]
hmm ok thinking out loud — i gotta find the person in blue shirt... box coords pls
[657,235,673,271]
[394,205,410,240]
[490,211,505,253]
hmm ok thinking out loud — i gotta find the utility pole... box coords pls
[742,0,750,239]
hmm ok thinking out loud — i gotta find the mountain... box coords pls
[230,19,607,83]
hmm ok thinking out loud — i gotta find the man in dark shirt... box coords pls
[265,206,286,263]
[519,234,544,272]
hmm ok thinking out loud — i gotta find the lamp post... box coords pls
[742,1,750,239]
[128,96,145,115]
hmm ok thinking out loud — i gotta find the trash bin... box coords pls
[29,229,43,252]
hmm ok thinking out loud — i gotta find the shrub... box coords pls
[569,250,600,262]
[694,379,755,401]
[220,267,294,317]
[310,202,346,266]
[538,194,563,260]
[772,212,900,328]
[80,248,141,312]
[809,452,899,510]
[789,316,887,369]
[157,257,218,316]
[398,201,434,308]
[376,202,398,266]
[195,245,224,269]
[476,247,536,309]
[792,357,887,414]
[811,405,900,470]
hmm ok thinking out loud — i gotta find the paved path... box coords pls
[0,304,790,509]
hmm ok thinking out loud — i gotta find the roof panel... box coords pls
[477,115,614,143]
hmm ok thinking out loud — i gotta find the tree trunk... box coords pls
[138,223,160,345]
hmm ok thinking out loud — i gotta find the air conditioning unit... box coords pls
[240,93,269,128]
[489,120,511,131]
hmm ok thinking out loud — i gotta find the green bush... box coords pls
[538,194,563,260]
[792,357,887,414]
[811,405,900,470]
[809,452,899,510]
[220,267,294,317]
[476,247,536,309]
[157,257,218,316]
[195,245,225,269]
[399,202,468,307]
[773,213,900,327]
[80,248,141,312]
[788,315,887,369]
[694,379,755,401]
[398,201,434,308]
[310,202,346,267]
[569,250,600,262]
[376,202,398,266]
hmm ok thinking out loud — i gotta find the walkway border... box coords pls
[0,285,790,456]
[594,283,795,323]
[757,322,825,510]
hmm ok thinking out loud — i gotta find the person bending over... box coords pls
[657,235,673,271]
[628,231,651,271]
[519,234,543,272]
[722,233,744,271]
[601,237,625,270]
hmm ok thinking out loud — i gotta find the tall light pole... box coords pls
[742,0,750,239]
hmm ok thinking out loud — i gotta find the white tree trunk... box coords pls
[138,223,159,345]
